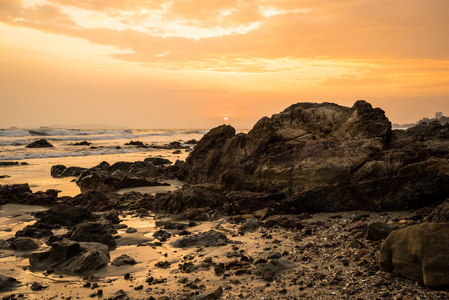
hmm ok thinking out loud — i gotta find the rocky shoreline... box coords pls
[1,100,449,299]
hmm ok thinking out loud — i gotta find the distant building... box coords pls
[436,112,443,119]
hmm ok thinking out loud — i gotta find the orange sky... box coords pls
[1,0,448,128]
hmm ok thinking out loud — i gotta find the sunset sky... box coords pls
[1,0,448,129]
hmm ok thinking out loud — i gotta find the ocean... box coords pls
[0,128,208,196]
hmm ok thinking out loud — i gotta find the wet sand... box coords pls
[1,204,448,300]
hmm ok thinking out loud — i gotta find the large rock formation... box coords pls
[181,101,391,195]
[179,100,449,212]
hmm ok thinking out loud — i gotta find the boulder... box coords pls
[193,286,223,300]
[70,190,118,212]
[7,237,41,251]
[283,170,449,212]
[68,222,117,248]
[35,203,94,226]
[73,141,91,146]
[29,240,110,273]
[15,223,53,239]
[171,230,231,248]
[60,249,109,274]
[0,275,19,292]
[366,222,402,241]
[144,157,172,166]
[254,258,296,281]
[0,183,32,205]
[111,254,137,266]
[153,230,171,242]
[379,223,449,288]
[50,165,87,178]
[26,139,53,148]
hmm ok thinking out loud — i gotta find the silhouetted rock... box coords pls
[73,141,92,146]
[171,230,231,248]
[35,203,94,226]
[178,100,449,212]
[111,254,137,266]
[26,139,53,148]
[0,184,59,206]
[68,222,117,248]
[144,157,172,166]
[50,165,87,178]
[0,275,19,292]
[7,237,41,251]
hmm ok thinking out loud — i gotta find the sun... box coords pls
[224,117,229,121]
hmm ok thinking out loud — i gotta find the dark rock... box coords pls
[0,184,58,206]
[70,190,118,211]
[172,150,182,154]
[254,259,296,280]
[50,165,87,178]
[68,222,117,248]
[0,275,19,292]
[225,191,285,214]
[35,204,93,226]
[181,101,391,195]
[380,222,449,288]
[193,286,223,300]
[125,227,137,233]
[73,141,92,146]
[346,221,368,232]
[171,230,231,248]
[427,200,449,223]
[125,141,146,147]
[366,222,402,241]
[167,141,183,149]
[0,161,19,166]
[15,223,53,239]
[186,139,198,145]
[7,237,41,251]
[114,176,169,190]
[153,184,225,214]
[264,215,305,230]
[153,230,171,242]
[144,157,172,166]
[111,254,137,266]
[60,248,109,274]
[177,101,449,213]
[0,239,12,250]
[26,139,53,148]
[30,282,48,291]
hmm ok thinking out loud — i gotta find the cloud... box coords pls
[1,0,448,72]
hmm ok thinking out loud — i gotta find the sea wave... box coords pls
[0,148,147,161]
[0,129,132,138]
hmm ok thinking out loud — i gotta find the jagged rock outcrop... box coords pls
[181,101,392,195]
[0,184,59,206]
[179,100,449,212]
[29,240,109,274]
[50,165,87,178]
[35,203,94,226]
[74,160,174,197]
